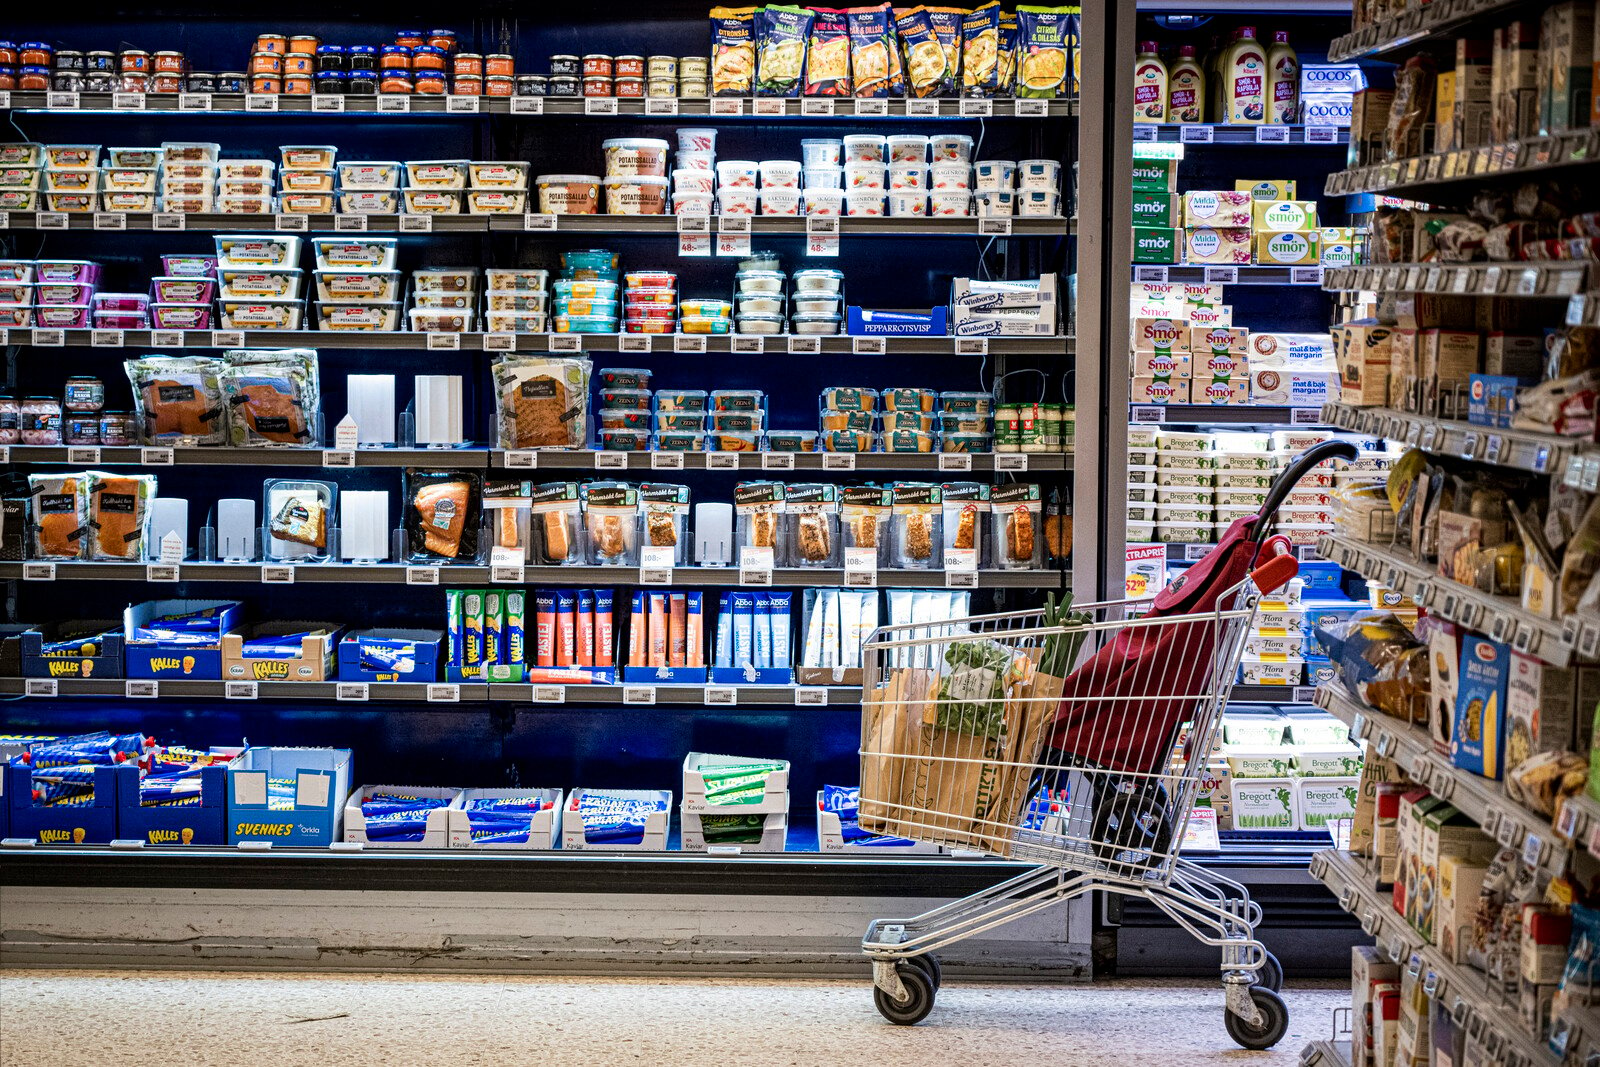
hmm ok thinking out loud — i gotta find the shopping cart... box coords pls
[857,440,1358,1050]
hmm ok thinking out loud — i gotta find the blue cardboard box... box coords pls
[338,629,444,683]
[227,747,353,846]
[622,665,709,684]
[117,762,232,846]
[20,621,125,679]
[846,306,948,336]
[709,666,795,685]
[1467,374,1523,428]
[6,763,119,844]
[123,599,243,680]
[1297,561,1344,593]
[1453,636,1511,779]
[1302,599,1365,656]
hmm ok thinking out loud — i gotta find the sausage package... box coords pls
[405,469,481,562]
[941,481,990,567]
[87,473,155,561]
[991,482,1043,569]
[1015,4,1080,99]
[711,6,759,96]
[755,4,814,97]
[841,485,892,567]
[220,348,320,447]
[641,483,691,566]
[961,2,1002,97]
[125,355,228,446]
[846,4,903,97]
[582,481,639,566]
[806,8,853,96]
[28,474,88,559]
[892,482,943,569]
[494,357,591,450]
[895,7,948,99]
[784,483,840,568]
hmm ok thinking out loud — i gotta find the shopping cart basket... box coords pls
[857,440,1358,1050]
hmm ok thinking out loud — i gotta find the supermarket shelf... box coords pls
[1129,404,1328,426]
[1310,848,1564,1067]
[1322,263,1587,299]
[1129,265,1327,286]
[1300,1041,1353,1067]
[1132,124,1348,146]
[0,444,1073,473]
[0,561,1066,590]
[1313,685,1570,876]
[488,683,861,706]
[1325,129,1599,199]
[0,90,1078,119]
[1231,684,1321,705]
[0,210,1074,238]
[0,327,1071,356]
[1319,402,1581,476]
[1318,533,1595,668]
[1329,0,1540,62]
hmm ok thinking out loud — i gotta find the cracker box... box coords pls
[1132,226,1180,264]
[1255,230,1320,265]
[1182,191,1253,228]
[1252,200,1319,232]
[1418,803,1495,942]
[1393,789,1444,922]
[1483,333,1543,378]
[1540,1,1595,134]
[1505,652,1576,776]
[1352,947,1400,1067]
[1454,636,1511,779]
[1501,19,1541,140]
[1337,323,1393,405]
[1184,227,1252,265]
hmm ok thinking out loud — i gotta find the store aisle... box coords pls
[0,970,1341,1065]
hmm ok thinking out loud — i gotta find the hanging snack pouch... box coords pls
[219,349,320,447]
[785,483,840,568]
[493,357,591,450]
[264,479,335,560]
[842,485,892,567]
[125,355,228,446]
[88,473,155,561]
[924,7,964,96]
[582,482,639,565]
[712,7,759,96]
[806,8,853,96]
[991,482,1043,569]
[640,483,691,565]
[1015,5,1078,99]
[406,469,481,562]
[893,482,943,568]
[755,4,814,97]
[961,3,1001,97]
[941,481,990,566]
[895,7,948,99]
[847,4,901,97]
[736,481,786,557]
[996,12,1018,92]
[28,474,88,560]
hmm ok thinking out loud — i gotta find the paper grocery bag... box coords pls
[974,669,1067,855]
[900,724,1004,848]
[858,666,937,836]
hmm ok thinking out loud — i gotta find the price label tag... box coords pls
[1179,124,1214,143]
[644,97,678,116]
[23,562,56,581]
[261,565,295,584]
[447,95,481,113]
[427,684,461,703]
[707,451,740,469]
[1290,407,1323,426]
[787,335,821,355]
[906,98,940,117]
[532,685,565,703]
[125,680,159,699]
[649,451,684,470]
[1585,456,1600,493]
[823,453,855,470]
[1204,266,1238,285]
[47,91,80,109]
[504,450,538,469]
[594,451,629,470]
[336,682,370,702]
[679,232,713,256]
[995,453,1029,471]
[945,569,977,588]
[34,213,67,231]
[312,93,346,113]
[711,98,744,116]
[959,98,993,117]
[939,452,973,471]
[794,687,828,705]
[731,335,765,355]
[274,213,309,232]
[623,686,657,705]
[140,447,174,465]
[978,218,1013,237]
[806,215,840,237]
[399,214,434,233]
[739,546,775,586]
[677,215,710,234]
[406,566,440,585]
[1014,98,1048,117]
[674,334,708,354]
[90,329,125,348]
[801,98,835,116]
[320,449,355,468]
[954,338,989,356]
[752,97,785,116]
[640,545,675,585]
[547,333,583,353]
[717,228,752,257]
[704,686,737,705]
[1291,267,1324,286]
[509,96,545,114]
[151,330,186,349]
[145,563,179,583]
[179,92,212,111]
[25,678,57,697]
[93,212,127,231]
[854,98,888,116]
[378,94,411,113]
[334,215,368,231]
[1255,125,1290,143]
[484,332,517,352]
[844,548,878,587]
[761,452,794,470]
[225,681,258,700]
[489,559,525,583]
[1133,265,1169,283]
[211,330,244,348]
[805,232,841,257]
[1183,543,1210,562]
[245,93,280,112]
[945,547,978,574]
[1461,432,1480,460]
[1516,269,1539,296]
[427,332,461,351]
[1130,405,1166,424]
[31,328,64,347]
[1131,125,1157,142]
[152,213,185,231]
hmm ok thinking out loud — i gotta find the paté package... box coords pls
[991,482,1043,569]
[806,7,853,96]
[960,2,1002,97]
[841,485,892,567]
[895,6,948,99]
[847,3,903,97]
[494,357,590,450]
[755,4,814,97]
[405,469,481,562]
[583,481,639,565]
[640,483,691,565]
[785,483,840,568]
[711,6,758,96]
[736,480,786,555]
[941,481,991,566]
[892,482,943,569]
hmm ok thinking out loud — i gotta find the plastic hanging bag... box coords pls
[219,349,320,447]
[493,357,591,450]
[125,355,228,446]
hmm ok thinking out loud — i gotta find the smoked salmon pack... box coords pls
[125,355,228,446]
[25,472,155,561]
[405,469,482,562]
[219,348,321,448]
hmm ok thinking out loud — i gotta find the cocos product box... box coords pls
[1132,192,1181,228]
[1131,376,1190,404]
[1255,231,1320,265]
[1184,227,1251,265]
[1235,179,1296,201]
[1249,367,1339,406]
[1302,93,1353,126]
[1336,323,1392,405]
[1453,636,1510,779]
[1483,332,1543,378]
[1252,200,1319,232]
[1132,226,1180,263]
[1437,854,1489,964]
[1131,316,1190,353]
[1182,190,1253,228]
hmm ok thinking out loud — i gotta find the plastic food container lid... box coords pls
[601,137,670,151]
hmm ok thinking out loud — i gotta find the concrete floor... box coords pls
[0,970,1346,1066]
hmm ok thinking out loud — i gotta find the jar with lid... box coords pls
[55,50,84,71]
[0,395,17,445]
[411,45,446,72]
[64,414,99,446]
[283,53,313,75]
[255,34,287,54]
[346,70,377,96]
[549,55,580,78]
[185,72,215,92]
[250,74,281,94]
[615,77,643,98]
[20,42,53,66]
[414,70,447,95]
[428,30,457,52]
[379,45,411,69]
[216,72,245,93]
[99,411,135,447]
[85,71,116,92]
[21,397,61,445]
[453,52,482,77]
[250,52,283,75]
[0,69,18,92]
[581,55,613,78]
[51,70,82,92]
[315,70,347,94]
[288,36,319,55]
[485,75,513,97]
[485,54,513,77]
[151,72,182,94]
[549,75,578,97]
[647,56,677,79]
[614,56,645,78]
[120,71,150,93]
[19,67,49,91]
[347,46,378,72]
[120,50,150,72]
[284,73,313,95]
[678,56,709,78]
[0,43,17,66]
[86,51,115,72]
[395,30,425,48]
[316,45,345,72]
[452,73,482,95]
[582,76,612,97]
[379,69,412,94]
[153,51,185,73]
[516,75,547,96]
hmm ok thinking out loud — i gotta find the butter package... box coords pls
[1130,316,1190,354]
[1131,376,1190,404]
[1182,190,1252,228]
[1132,192,1181,228]
[1235,179,1296,201]
[1131,298,1184,320]
[1184,227,1251,265]
[1132,226,1180,263]
[1190,326,1248,356]
[1186,304,1232,328]
[1131,350,1193,379]
[1255,231,1320,265]
[1249,367,1339,406]
[1252,200,1319,232]
[1131,157,1178,192]
[1194,349,1248,381]
[1192,379,1251,405]
[1453,635,1510,779]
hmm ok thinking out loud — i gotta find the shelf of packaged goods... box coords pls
[1129,265,1327,287]
[1129,404,1328,426]
[1329,0,1541,63]
[1317,532,1594,667]
[1309,847,1565,1067]
[1300,1040,1353,1067]
[0,90,1078,119]
[1319,403,1580,477]
[1322,263,1587,300]
[1313,685,1571,876]
[1325,130,1599,200]
[0,444,1073,472]
[0,328,1072,356]
[0,561,1066,590]
[1131,124,1348,146]
[0,210,1075,238]
[488,683,861,706]
[1229,683,1321,705]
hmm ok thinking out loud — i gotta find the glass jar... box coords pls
[20,42,53,66]
[581,76,612,97]
[85,71,116,92]
[250,52,283,75]
[452,74,482,96]
[516,75,547,96]
[21,397,61,445]
[288,36,320,55]
[348,46,377,72]
[614,56,645,78]
[0,395,17,445]
[615,77,643,98]
[19,66,49,91]
[485,54,514,77]
[250,74,282,95]
[485,75,513,97]
[255,34,287,55]
[549,55,580,78]
[64,414,99,446]
[315,70,346,94]
[86,50,115,72]
[283,53,314,75]
[380,45,411,70]
[120,71,150,93]
[346,70,378,96]
[453,52,482,77]
[120,50,150,72]
[153,51,185,73]
[0,43,17,67]
[379,69,412,94]
[0,69,17,92]
[549,75,578,97]
[54,50,84,71]
[284,73,313,95]
[186,72,216,93]
[395,30,425,49]
[428,30,456,52]
[151,72,183,93]
[98,411,135,447]
[51,70,82,92]
[414,70,446,95]
[217,71,245,93]
[411,45,446,72]
[316,46,345,72]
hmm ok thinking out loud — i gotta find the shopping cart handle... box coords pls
[1254,440,1360,527]
[1250,535,1299,595]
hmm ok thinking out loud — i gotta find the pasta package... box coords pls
[925,7,964,96]
[1016,4,1079,99]
[219,348,320,447]
[961,2,1002,97]
[494,357,591,450]
[806,8,853,96]
[755,4,814,97]
[125,355,228,446]
[996,12,1018,91]
[895,7,948,99]
[28,474,87,560]
[406,469,481,561]
[88,473,155,561]
[711,6,759,96]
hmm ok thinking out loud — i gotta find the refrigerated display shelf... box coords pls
[1319,402,1581,476]
[1328,0,1539,62]
[1230,684,1321,704]
[1317,533,1593,666]
[0,327,1072,356]
[1325,129,1599,198]
[1131,124,1347,145]
[0,90,1078,119]
[1130,265,1326,286]
[1322,263,1587,299]
[1130,404,1328,426]
[0,211,1075,237]
[0,561,1067,590]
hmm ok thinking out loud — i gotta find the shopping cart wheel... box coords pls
[905,953,942,991]
[873,963,936,1026]
[1251,950,1283,993]
[1224,987,1289,1051]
